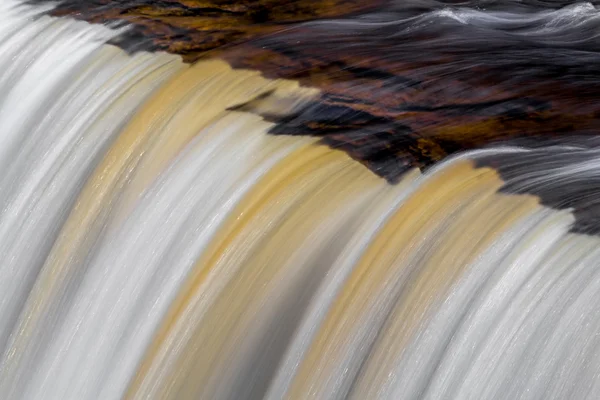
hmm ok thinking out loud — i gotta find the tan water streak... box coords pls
[16,58,317,328]
[126,144,384,400]
[179,162,381,399]
[114,59,318,220]
[284,161,540,399]
[350,183,540,399]
[2,56,319,399]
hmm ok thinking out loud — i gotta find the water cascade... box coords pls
[2,1,600,399]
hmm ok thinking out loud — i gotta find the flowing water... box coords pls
[2,0,600,399]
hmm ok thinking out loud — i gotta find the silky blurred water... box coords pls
[1,1,600,400]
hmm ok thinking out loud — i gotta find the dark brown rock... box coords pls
[30,0,600,186]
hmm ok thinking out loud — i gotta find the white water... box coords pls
[1,2,600,400]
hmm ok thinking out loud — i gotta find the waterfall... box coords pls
[2,1,600,399]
